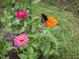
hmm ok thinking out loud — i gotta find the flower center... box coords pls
[19,37,24,41]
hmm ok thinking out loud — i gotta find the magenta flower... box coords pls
[16,10,28,19]
[13,33,29,46]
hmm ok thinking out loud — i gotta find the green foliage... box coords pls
[0,0,78,59]
[30,2,79,59]
[0,0,59,59]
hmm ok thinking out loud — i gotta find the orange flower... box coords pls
[45,16,57,27]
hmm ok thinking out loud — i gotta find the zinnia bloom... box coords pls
[41,14,57,28]
[16,10,28,19]
[45,16,57,27]
[13,33,29,46]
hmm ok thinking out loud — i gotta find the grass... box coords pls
[31,2,79,59]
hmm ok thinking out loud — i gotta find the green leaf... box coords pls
[20,21,27,33]
[0,40,5,49]
[7,46,17,52]
[49,50,55,55]
[11,0,16,4]
[8,23,12,27]
[12,18,20,25]
[43,29,48,34]
[43,45,50,56]
[24,2,28,9]
[28,47,34,54]
[19,54,27,59]
[4,41,12,49]
[27,47,36,59]
[31,41,39,49]
[31,26,36,33]
[24,21,27,27]
[20,27,25,33]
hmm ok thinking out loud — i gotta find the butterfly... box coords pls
[41,14,57,28]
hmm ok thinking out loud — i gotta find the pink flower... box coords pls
[13,33,29,46]
[16,10,28,19]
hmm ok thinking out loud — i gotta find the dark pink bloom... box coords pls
[13,33,29,46]
[16,10,28,19]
